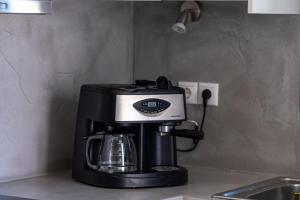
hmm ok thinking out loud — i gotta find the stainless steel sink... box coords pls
[212,177,300,200]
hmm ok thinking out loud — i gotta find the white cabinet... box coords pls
[187,0,299,14]
[248,0,300,14]
[0,0,52,14]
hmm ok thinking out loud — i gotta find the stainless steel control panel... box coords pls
[115,94,186,122]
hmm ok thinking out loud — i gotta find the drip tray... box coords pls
[0,195,35,200]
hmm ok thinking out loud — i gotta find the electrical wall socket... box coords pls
[178,81,198,104]
[178,81,219,106]
[198,82,219,106]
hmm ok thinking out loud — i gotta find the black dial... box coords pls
[133,98,171,114]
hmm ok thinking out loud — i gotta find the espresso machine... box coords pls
[72,76,205,188]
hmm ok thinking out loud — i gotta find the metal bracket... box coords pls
[180,1,201,22]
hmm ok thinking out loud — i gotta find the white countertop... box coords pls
[0,166,278,200]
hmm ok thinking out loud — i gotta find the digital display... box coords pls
[133,98,170,114]
[147,102,157,108]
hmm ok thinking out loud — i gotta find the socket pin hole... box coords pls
[184,88,192,98]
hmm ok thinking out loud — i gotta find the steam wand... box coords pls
[172,89,212,152]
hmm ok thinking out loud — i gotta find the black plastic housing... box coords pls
[72,84,188,188]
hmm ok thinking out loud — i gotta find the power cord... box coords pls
[177,89,211,152]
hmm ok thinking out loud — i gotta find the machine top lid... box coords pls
[81,84,184,95]
[81,77,184,95]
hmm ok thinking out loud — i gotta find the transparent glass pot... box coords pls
[85,133,137,173]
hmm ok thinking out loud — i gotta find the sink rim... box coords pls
[212,177,300,200]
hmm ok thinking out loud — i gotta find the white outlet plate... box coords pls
[178,81,198,104]
[198,82,219,106]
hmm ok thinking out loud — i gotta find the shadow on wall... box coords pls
[45,94,78,172]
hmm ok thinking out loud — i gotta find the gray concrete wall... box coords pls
[134,2,300,175]
[0,0,133,181]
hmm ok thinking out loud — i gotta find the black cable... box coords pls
[176,106,206,152]
[199,101,208,132]
[177,89,211,152]
[176,137,200,152]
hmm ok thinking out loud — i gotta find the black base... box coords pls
[72,166,188,188]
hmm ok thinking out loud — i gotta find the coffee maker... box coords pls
[72,76,203,188]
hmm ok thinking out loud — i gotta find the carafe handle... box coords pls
[85,133,104,170]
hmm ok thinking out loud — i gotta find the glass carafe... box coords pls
[86,133,137,173]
